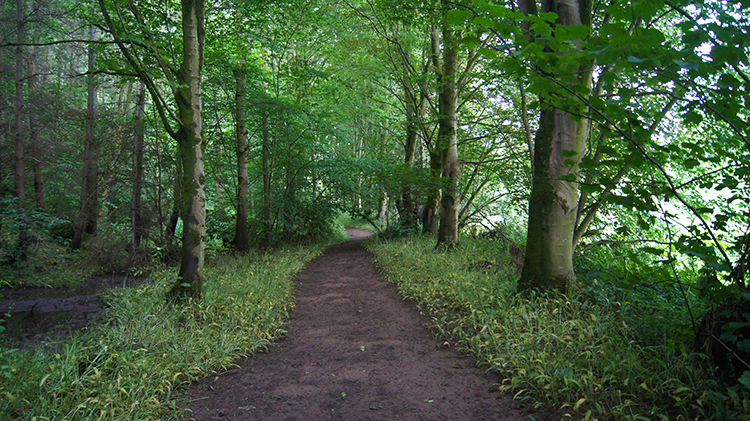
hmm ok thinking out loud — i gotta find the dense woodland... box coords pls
[1,0,750,419]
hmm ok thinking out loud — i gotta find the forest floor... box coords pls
[180,229,554,421]
[0,229,555,420]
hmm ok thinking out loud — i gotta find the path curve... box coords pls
[182,229,551,420]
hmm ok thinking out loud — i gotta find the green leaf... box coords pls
[738,371,750,389]
[672,59,699,71]
[478,48,498,59]
[447,10,473,25]
[462,34,481,50]
[640,247,664,256]
[538,12,558,23]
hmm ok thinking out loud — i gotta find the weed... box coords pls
[0,245,324,420]
[367,235,750,420]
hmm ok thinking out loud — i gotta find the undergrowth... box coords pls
[0,245,324,420]
[367,235,750,420]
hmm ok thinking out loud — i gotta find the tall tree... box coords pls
[99,0,207,300]
[231,63,250,251]
[516,0,592,291]
[434,14,460,246]
[14,0,25,199]
[71,25,99,250]
[131,83,146,250]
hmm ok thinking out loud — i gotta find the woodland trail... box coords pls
[181,229,552,421]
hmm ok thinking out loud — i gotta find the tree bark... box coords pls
[72,26,99,250]
[422,26,443,235]
[422,151,441,234]
[29,64,44,208]
[232,65,250,251]
[131,83,146,249]
[262,108,273,248]
[398,82,424,232]
[377,192,388,221]
[520,109,587,290]
[166,153,182,241]
[14,0,25,199]
[168,0,207,301]
[436,13,460,247]
[518,0,592,291]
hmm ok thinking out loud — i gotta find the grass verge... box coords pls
[367,234,749,420]
[0,244,325,420]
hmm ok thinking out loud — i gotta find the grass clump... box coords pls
[367,235,749,420]
[0,245,324,420]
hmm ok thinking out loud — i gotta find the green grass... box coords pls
[367,234,750,420]
[0,244,325,420]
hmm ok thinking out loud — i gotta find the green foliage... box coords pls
[276,196,339,245]
[334,211,381,232]
[368,235,750,420]
[0,199,88,288]
[0,245,324,420]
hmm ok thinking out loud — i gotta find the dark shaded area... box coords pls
[694,297,750,386]
[0,275,147,347]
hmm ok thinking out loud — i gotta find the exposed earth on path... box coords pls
[180,229,555,421]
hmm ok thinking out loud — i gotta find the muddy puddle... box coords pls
[0,275,148,347]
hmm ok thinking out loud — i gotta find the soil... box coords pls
[180,229,555,421]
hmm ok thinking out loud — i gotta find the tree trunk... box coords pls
[84,26,100,236]
[166,153,182,241]
[72,26,99,250]
[29,64,44,208]
[11,0,31,264]
[14,0,25,199]
[232,66,250,251]
[436,15,460,247]
[262,109,273,248]
[422,151,441,233]
[518,0,592,291]
[398,85,423,232]
[377,192,388,221]
[168,0,206,301]
[131,83,146,249]
[520,109,587,290]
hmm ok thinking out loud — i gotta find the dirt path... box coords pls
[181,229,552,421]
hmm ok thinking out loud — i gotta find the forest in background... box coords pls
[1,0,750,418]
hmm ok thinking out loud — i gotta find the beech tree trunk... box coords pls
[436,15,460,247]
[518,0,592,291]
[422,25,443,235]
[377,192,388,221]
[168,0,207,301]
[232,66,250,251]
